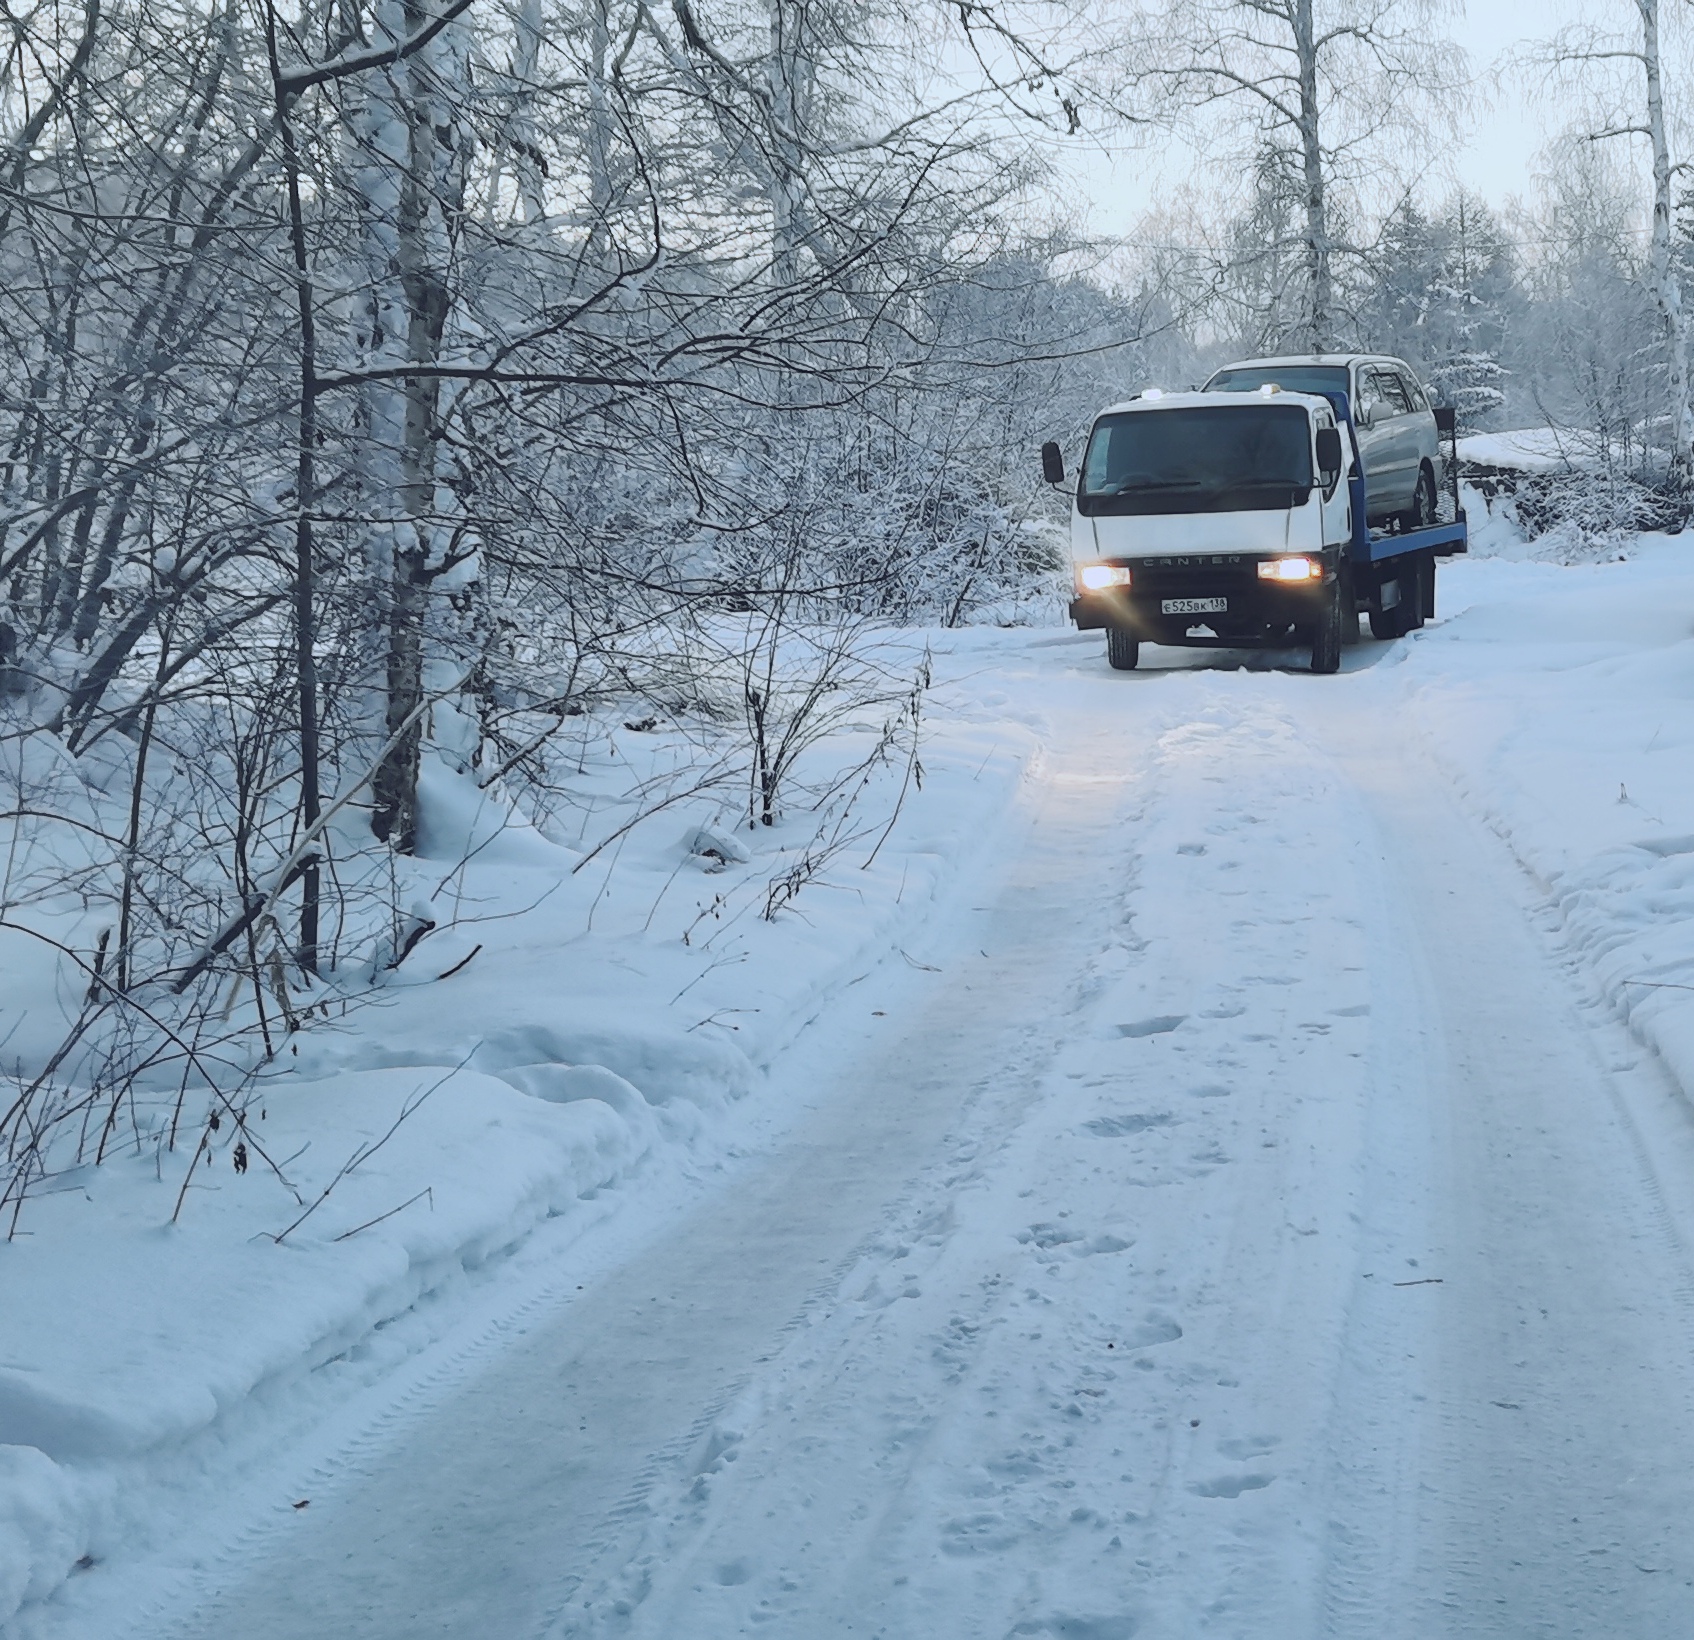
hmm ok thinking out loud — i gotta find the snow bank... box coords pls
[1458,427,1599,473]
[0,644,1039,1629]
[1402,543,1694,1107]
[0,1447,85,1622]
[0,1068,650,1463]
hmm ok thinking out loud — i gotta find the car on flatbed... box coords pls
[1203,353,1441,530]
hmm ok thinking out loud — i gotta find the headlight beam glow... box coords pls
[1256,557,1320,581]
[1078,563,1133,591]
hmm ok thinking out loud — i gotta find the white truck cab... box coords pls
[1073,387,1351,564]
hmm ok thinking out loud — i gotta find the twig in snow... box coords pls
[437,944,483,980]
[333,1186,434,1242]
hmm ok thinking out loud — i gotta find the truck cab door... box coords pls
[1317,415,1351,546]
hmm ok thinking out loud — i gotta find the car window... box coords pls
[1396,372,1428,413]
[1371,371,1411,417]
[1204,364,1348,397]
[1355,371,1386,422]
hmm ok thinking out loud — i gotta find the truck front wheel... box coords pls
[1310,577,1342,674]
[1105,628,1140,671]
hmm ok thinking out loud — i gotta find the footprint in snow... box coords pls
[1084,1113,1174,1137]
[1216,1434,1281,1459]
[941,1512,1021,1555]
[1330,1003,1370,1017]
[1008,1618,1138,1640]
[1189,1083,1232,1099]
[1122,1313,1182,1348]
[1191,1472,1274,1499]
[1116,1015,1186,1039]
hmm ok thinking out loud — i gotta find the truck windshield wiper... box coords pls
[1106,478,1201,493]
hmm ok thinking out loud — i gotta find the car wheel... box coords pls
[1399,464,1436,533]
[1105,628,1140,671]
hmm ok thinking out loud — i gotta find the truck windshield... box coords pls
[1205,365,1348,397]
[1079,406,1313,516]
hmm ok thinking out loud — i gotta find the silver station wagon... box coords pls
[1203,353,1440,529]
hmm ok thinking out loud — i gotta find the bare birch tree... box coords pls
[1123,0,1461,349]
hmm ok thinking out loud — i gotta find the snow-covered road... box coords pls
[93,622,1694,1639]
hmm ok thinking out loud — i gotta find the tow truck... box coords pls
[1041,384,1467,674]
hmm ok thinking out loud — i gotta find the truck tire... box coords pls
[1399,464,1436,533]
[1369,561,1418,639]
[1368,598,1401,640]
[1310,577,1342,674]
[1105,628,1140,671]
[1403,553,1427,630]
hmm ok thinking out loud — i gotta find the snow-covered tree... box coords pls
[1356,191,1516,428]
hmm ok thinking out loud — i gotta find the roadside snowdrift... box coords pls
[1402,541,1694,1108]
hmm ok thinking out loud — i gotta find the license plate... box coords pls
[1161,597,1227,615]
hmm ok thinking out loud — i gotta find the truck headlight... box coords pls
[1257,557,1320,581]
[1077,563,1133,591]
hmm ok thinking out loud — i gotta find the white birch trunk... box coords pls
[354,0,472,851]
[766,0,812,290]
[1638,0,1691,485]
[585,0,615,251]
[1292,0,1330,351]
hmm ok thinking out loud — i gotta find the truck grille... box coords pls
[1125,557,1262,594]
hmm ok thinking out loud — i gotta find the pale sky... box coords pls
[1049,0,1642,246]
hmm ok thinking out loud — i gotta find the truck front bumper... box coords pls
[1070,553,1336,644]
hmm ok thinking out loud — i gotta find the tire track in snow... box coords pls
[1308,687,1694,1640]
[556,674,1387,1640]
[124,704,1165,1640]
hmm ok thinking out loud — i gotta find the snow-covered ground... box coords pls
[7,520,1694,1638]
[1457,426,1602,473]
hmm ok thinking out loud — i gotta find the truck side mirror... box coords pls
[1041,441,1065,485]
[1315,426,1343,477]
